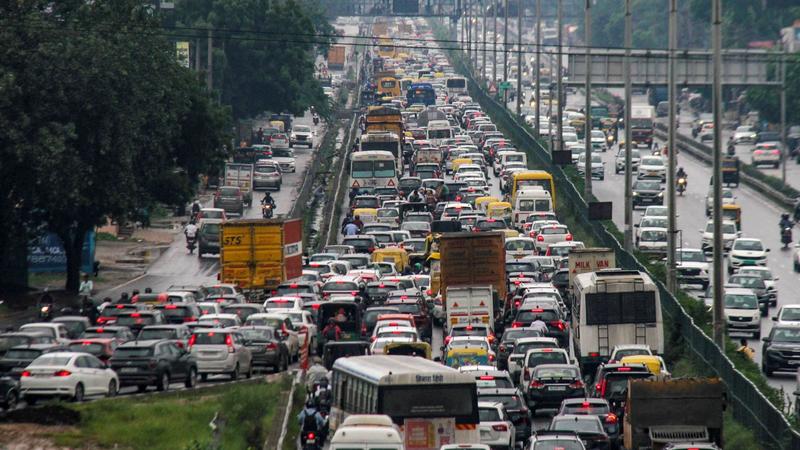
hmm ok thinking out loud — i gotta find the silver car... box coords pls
[190,329,253,380]
[253,161,282,190]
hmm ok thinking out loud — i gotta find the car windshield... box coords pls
[68,342,106,355]
[479,394,523,408]
[678,250,705,262]
[388,303,420,315]
[729,276,764,289]
[220,187,239,196]
[240,328,274,342]
[205,286,234,296]
[562,402,610,415]
[773,328,800,342]
[516,310,558,322]
[528,352,568,366]
[734,240,763,251]
[30,355,72,366]
[739,268,772,280]
[294,126,310,133]
[115,347,154,357]
[551,418,603,433]
[0,336,35,351]
[272,149,293,157]
[644,207,667,217]
[725,294,758,309]
[640,230,667,242]
[541,227,567,235]
[532,440,584,450]
[641,218,667,228]
[614,348,650,359]
[780,308,800,321]
[138,328,178,340]
[192,332,230,345]
[452,327,488,337]
[706,222,737,234]
[506,240,535,251]
[534,366,580,379]
[478,408,502,422]
[4,348,42,359]
[635,180,661,191]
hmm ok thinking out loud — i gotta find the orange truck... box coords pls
[219,218,303,291]
[439,232,507,303]
[327,46,346,70]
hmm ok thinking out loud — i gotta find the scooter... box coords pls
[38,304,53,321]
[782,227,793,249]
[312,114,320,126]
[262,203,274,218]
[186,235,197,254]
[301,431,320,450]
[677,177,687,196]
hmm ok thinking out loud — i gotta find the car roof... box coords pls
[119,339,168,348]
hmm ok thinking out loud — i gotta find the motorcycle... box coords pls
[312,114,320,126]
[262,203,274,218]
[186,235,197,254]
[677,177,687,196]
[782,227,793,249]
[302,431,320,450]
[38,304,53,321]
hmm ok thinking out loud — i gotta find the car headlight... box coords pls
[633,192,639,196]
[658,192,664,197]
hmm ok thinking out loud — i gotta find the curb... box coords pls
[276,370,301,450]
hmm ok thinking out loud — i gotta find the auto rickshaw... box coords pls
[619,355,669,376]
[487,201,513,223]
[317,301,364,354]
[444,347,489,368]
[352,207,378,224]
[722,156,740,187]
[450,158,474,174]
[322,341,370,370]
[384,341,432,359]
[475,196,500,213]
[371,247,409,272]
[722,204,742,230]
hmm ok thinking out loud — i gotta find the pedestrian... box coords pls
[737,338,755,361]
[78,274,93,301]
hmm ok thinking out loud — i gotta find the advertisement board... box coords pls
[403,418,455,450]
[28,231,95,274]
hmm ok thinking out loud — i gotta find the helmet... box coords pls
[414,263,422,271]
[319,377,329,387]
[306,399,316,408]
[783,213,790,220]
[678,167,684,172]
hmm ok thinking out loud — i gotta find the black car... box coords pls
[511,306,569,347]
[363,306,401,335]
[110,339,197,392]
[558,398,620,446]
[138,325,193,347]
[0,332,56,357]
[549,414,611,450]
[364,281,402,305]
[239,326,290,372]
[551,268,570,298]
[0,376,19,410]
[497,328,542,370]
[154,303,202,325]
[590,363,652,418]
[384,298,432,342]
[526,364,586,414]
[632,178,664,208]
[762,326,800,376]
[0,344,65,379]
[478,387,532,442]
[114,311,166,334]
[756,131,781,144]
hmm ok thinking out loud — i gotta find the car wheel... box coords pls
[185,368,197,388]
[727,266,734,276]
[245,363,253,379]
[794,261,800,273]
[157,372,170,392]
[200,373,208,382]
[107,380,117,397]
[763,363,774,376]
[754,330,762,339]
[73,383,85,403]
[137,384,148,393]
[231,364,240,381]
[4,390,18,410]
[282,353,289,371]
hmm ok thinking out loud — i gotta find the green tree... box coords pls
[0,0,230,291]
[745,53,800,125]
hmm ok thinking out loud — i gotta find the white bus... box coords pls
[330,355,479,444]
[350,150,399,192]
[446,76,468,96]
[571,269,663,373]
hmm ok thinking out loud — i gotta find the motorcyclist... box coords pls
[297,399,326,444]
[314,377,332,411]
[184,220,198,242]
[191,200,201,219]
[261,192,276,207]
[727,136,736,156]
[322,318,342,342]
[38,289,55,320]
[676,167,687,179]
[780,213,793,231]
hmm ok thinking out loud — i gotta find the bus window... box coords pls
[373,160,396,178]
[352,160,374,178]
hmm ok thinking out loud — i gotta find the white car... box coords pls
[733,125,758,144]
[271,148,297,172]
[635,216,667,243]
[727,238,770,275]
[533,224,572,254]
[441,202,473,221]
[751,142,781,168]
[675,248,710,290]
[577,153,605,180]
[642,205,668,219]
[723,288,762,338]
[477,401,515,450]
[243,313,300,357]
[20,352,119,402]
[197,313,242,328]
[590,130,607,151]
[773,304,800,326]
[700,220,739,253]
[284,310,318,352]
[615,147,641,174]
[636,227,668,255]
[505,237,538,260]
[263,296,304,311]
[739,266,778,305]
[190,328,253,380]
[374,326,419,342]
[20,323,70,344]
[704,187,736,216]
[370,336,412,354]
[637,156,666,181]
[290,125,313,148]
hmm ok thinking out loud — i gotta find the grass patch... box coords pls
[52,377,290,450]
[282,381,308,450]
[96,232,118,241]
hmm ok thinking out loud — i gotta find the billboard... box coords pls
[28,231,96,274]
[176,41,190,68]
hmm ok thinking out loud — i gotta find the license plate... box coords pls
[549,386,566,391]
[743,260,755,265]
[120,367,138,373]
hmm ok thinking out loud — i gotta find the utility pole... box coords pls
[206,28,213,91]
[583,0,592,199]
[781,41,787,184]
[467,0,472,66]
[556,0,563,152]
[666,0,678,293]
[711,0,725,349]
[493,0,498,83]
[483,1,488,81]
[534,0,541,138]
[504,0,509,82]
[516,0,523,116]
[623,0,633,252]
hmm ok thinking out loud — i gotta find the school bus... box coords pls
[377,76,401,98]
[377,38,396,59]
[511,171,556,207]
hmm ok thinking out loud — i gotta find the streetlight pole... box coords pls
[583,0,592,199]
[503,0,509,82]
[516,0,523,116]
[534,0,541,138]
[493,0,498,83]
[781,42,787,184]
[711,0,725,349]
[666,0,678,293]
[556,0,563,153]
[623,0,633,252]
[483,1,488,81]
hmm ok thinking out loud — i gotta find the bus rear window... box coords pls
[381,385,475,418]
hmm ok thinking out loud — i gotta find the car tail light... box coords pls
[772,150,780,155]
[21,370,31,377]
[550,320,566,331]
[165,304,178,309]
[225,334,235,353]
[605,413,618,424]
[444,336,452,345]
[175,342,184,349]
[488,354,495,361]
[96,317,109,324]
[307,432,316,440]
[588,352,600,357]
[492,424,508,432]
[566,233,573,241]
[529,379,544,388]
[54,370,72,377]
[536,235,544,242]
[188,334,197,348]
[569,380,584,389]
[266,343,278,350]
[511,321,522,328]
[598,380,608,396]
[183,316,196,323]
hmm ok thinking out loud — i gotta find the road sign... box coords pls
[499,81,512,90]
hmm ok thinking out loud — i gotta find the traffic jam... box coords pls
[0,18,724,450]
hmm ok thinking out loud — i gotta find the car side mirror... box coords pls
[762,337,771,342]
[766,248,771,252]
[772,317,778,321]
[774,276,780,281]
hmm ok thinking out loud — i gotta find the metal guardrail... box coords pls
[450,56,800,449]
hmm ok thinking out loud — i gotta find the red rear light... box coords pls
[188,334,197,348]
[754,150,763,155]
[165,304,177,309]
[537,235,544,241]
[569,380,584,389]
[529,379,544,388]
[511,321,522,328]
[531,308,544,312]
[225,334,234,352]
[444,336,452,344]
[21,370,31,377]
[617,367,632,372]
[772,150,781,155]
[550,320,566,331]
[499,345,506,352]
[605,413,618,424]
[565,233,573,241]
[588,352,600,357]
[307,432,316,440]
[116,305,125,309]
[479,375,495,380]
[351,291,358,295]
[266,343,278,350]
[183,316,196,323]
[54,370,71,377]
[492,424,508,432]
[130,313,141,318]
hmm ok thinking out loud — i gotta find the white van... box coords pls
[513,188,553,226]
[500,151,527,170]
[330,415,403,450]
[427,119,453,146]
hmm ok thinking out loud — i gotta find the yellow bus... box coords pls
[511,171,556,207]
[377,76,401,98]
[377,38,396,59]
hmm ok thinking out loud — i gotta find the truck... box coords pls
[567,248,616,297]
[630,104,656,147]
[365,106,403,138]
[223,163,254,208]
[327,45,346,71]
[571,269,663,374]
[219,218,303,291]
[439,231,506,311]
[445,286,494,333]
[624,378,724,450]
